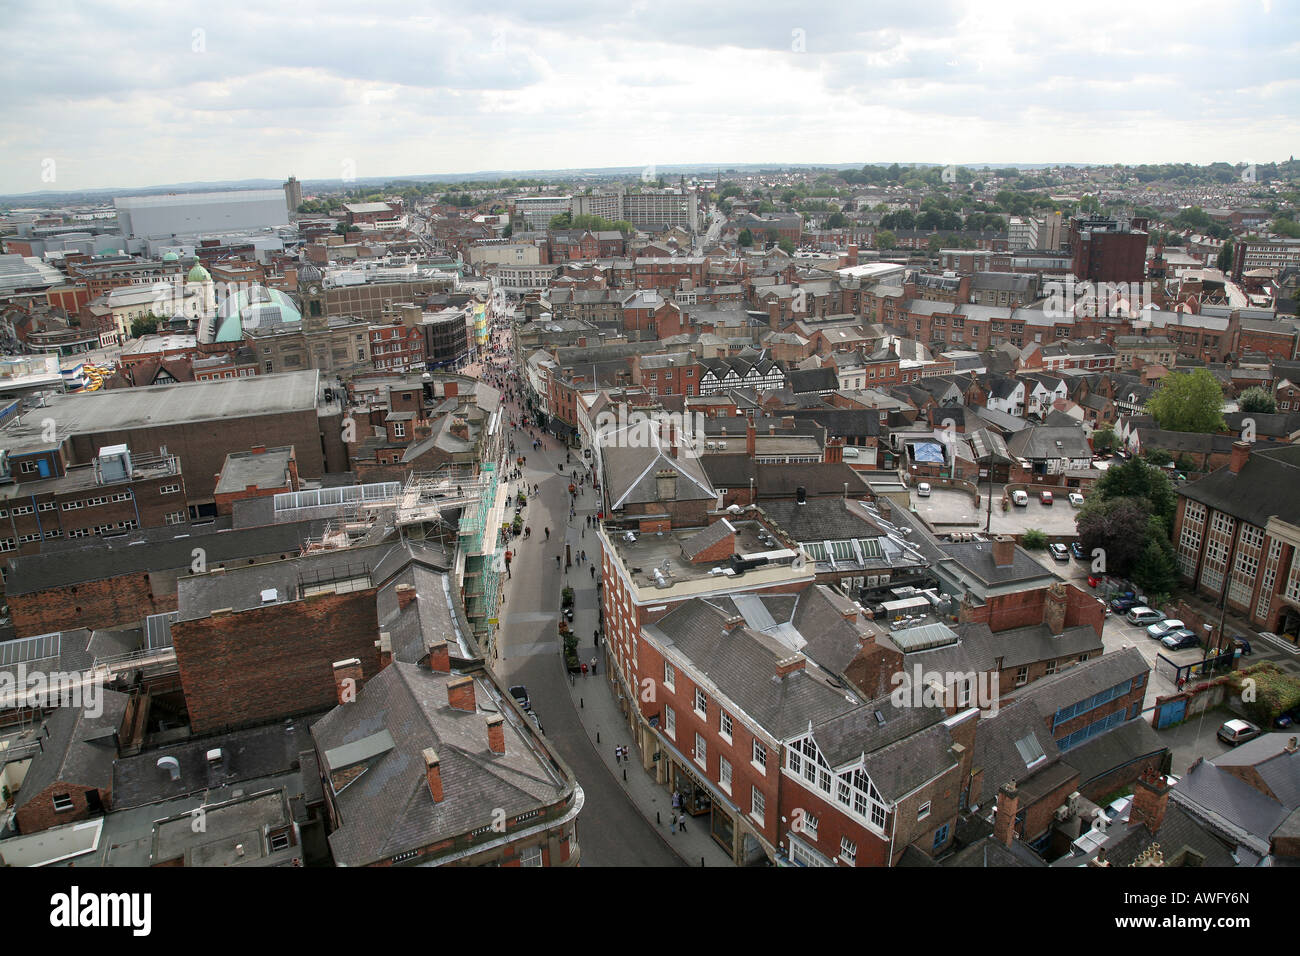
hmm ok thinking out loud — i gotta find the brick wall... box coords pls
[15,781,106,835]
[173,588,381,732]
[9,571,171,636]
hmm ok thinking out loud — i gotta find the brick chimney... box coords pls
[1130,768,1171,832]
[332,658,363,704]
[423,748,444,802]
[775,654,806,678]
[824,436,844,464]
[994,779,1019,847]
[991,535,1016,569]
[1229,440,1251,474]
[426,640,450,674]
[1044,581,1068,637]
[486,713,505,754]
[1285,736,1298,754]
[396,583,417,611]
[746,419,756,456]
[841,604,858,623]
[447,675,476,712]
[781,415,794,429]
[722,614,745,634]
[449,417,470,442]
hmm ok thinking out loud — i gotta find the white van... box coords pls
[1011,490,1029,507]
[917,482,932,497]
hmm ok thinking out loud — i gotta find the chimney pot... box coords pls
[722,614,745,634]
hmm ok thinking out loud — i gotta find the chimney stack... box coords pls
[332,658,362,705]
[722,614,745,634]
[775,654,806,678]
[842,604,859,623]
[487,714,506,754]
[994,779,1019,848]
[1130,768,1171,832]
[991,535,1015,569]
[1044,581,1068,637]
[1229,440,1250,474]
[447,675,476,712]
[746,419,756,457]
[824,436,844,464]
[426,640,450,674]
[396,583,417,611]
[1286,737,1298,754]
[423,748,444,802]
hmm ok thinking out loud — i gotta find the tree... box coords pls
[1238,386,1276,414]
[1092,458,1177,531]
[1091,426,1119,453]
[130,313,162,338]
[1130,524,1178,596]
[738,229,754,247]
[778,237,795,254]
[874,230,896,250]
[502,224,513,238]
[1020,529,1048,550]
[334,222,350,235]
[1146,368,1226,433]
[826,212,847,229]
[1076,497,1152,576]
[1217,238,1235,274]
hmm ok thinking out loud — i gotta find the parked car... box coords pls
[509,685,531,711]
[1160,629,1200,650]
[1012,490,1029,506]
[1068,492,1086,507]
[1039,490,1054,505]
[917,482,932,497]
[1087,575,1102,588]
[1126,607,1165,626]
[1274,708,1299,729]
[1049,543,1070,562]
[1110,595,1142,613]
[1146,619,1185,639]
[1217,719,1262,746]
[1070,541,1087,560]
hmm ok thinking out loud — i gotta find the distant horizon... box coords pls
[1,158,1292,204]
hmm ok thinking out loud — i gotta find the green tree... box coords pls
[1020,529,1049,550]
[874,229,896,250]
[502,224,513,238]
[1146,368,1226,433]
[1217,238,1235,274]
[1076,497,1151,576]
[1130,527,1178,596]
[1238,386,1276,414]
[130,313,163,338]
[738,229,754,247]
[1091,426,1119,453]
[334,222,350,235]
[826,212,847,229]
[1092,458,1177,531]
[778,237,795,254]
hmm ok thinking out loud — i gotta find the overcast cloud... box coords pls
[0,0,1295,193]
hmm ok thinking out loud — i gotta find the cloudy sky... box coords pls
[1,0,1296,194]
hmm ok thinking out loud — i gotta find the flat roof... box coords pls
[0,371,319,453]
[215,446,294,496]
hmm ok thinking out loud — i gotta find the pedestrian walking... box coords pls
[678,813,688,832]
[590,565,595,579]
[581,662,588,677]
[670,815,677,834]
[590,656,597,675]
[555,555,561,567]
[544,527,550,540]
[672,789,681,811]
[594,628,600,645]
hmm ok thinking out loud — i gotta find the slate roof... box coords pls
[680,518,736,562]
[810,695,951,777]
[1005,425,1093,460]
[1100,802,1240,867]
[938,540,1053,588]
[1006,645,1149,721]
[1062,718,1167,789]
[787,367,839,393]
[970,697,1063,798]
[13,690,130,811]
[311,662,573,867]
[1177,443,1300,528]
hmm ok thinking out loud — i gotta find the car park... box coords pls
[1049,543,1070,562]
[1126,607,1165,626]
[1160,629,1199,650]
[1039,491,1053,505]
[1146,619,1184,639]
[1217,719,1262,746]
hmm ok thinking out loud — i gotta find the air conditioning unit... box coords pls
[1054,804,1071,823]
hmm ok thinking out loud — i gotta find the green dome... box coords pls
[162,251,179,262]
[213,286,302,343]
[186,264,212,283]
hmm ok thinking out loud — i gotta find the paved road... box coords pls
[473,323,680,867]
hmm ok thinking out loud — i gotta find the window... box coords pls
[719,756,732,794]
[11,505,32,515]
[1015,666,1028,687]
[159,483,180,495]
[269,832,291,852]
[663,660,675,690]
[694,688,708,717]
[933,824,949,850]
[1045,659,1058,676]
[694,733,707,769]
[393,422,406,438]
[719,710,732,741]
[37,502,54,512]
[165,511,187,525]
[917,801,931,820]
[751,787,765,825]
[664,705,675,740]
[519,845,543,867]
[20,461,36,474]
[840,836,857,865]
[752,741,767,772]
[803,812,819,838]
[53,793,74,812]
